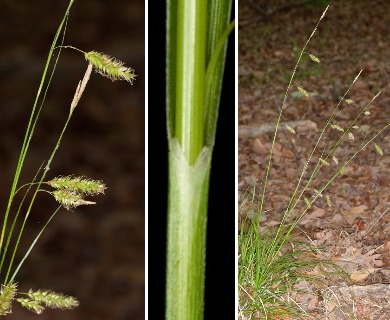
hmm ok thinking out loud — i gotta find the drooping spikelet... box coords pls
[85,51,136,84]
[70,63,93,113]
[48,176,106,196]
[52,189,96,210]
[0,283,17,316]
[17,290,79,314]
[48,176,105,210]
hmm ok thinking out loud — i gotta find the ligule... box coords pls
[85,51,136,83]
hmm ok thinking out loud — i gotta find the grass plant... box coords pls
[165,0,234,319]
[0,0,135,316]
[238,6,389,319]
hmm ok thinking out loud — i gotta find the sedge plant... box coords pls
[238,6,389,319]
[165,0,234,319]
[0,0,136,316]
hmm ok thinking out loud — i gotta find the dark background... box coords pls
[0,1,144,319]
[147,3,235,319]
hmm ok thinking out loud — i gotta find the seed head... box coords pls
[0,283,17,316]
[85,51,136,84]
[17,290,79,314]
[52,190,89,210]
[48,176,106,196]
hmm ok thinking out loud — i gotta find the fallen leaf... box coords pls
[340,205,368,224]
[350,268,377,283]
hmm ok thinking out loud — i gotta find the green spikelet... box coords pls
[48,176,106,196]
[85,51,136,83]
[0,283,17,315]
[17,289,79,314]
[52,190,96,210]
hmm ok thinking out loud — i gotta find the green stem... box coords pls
[4,112,73,284]
[0,0,75,257]
[165,0,233,319]
[174,0,207,165]
[8,206,61,284]
[166,140,211,320]
[3,60,90,283]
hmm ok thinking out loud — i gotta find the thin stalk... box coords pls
[0,0,75,256]
[4,63,91,283]
[8,206,61,284]
[4,112,73,284]
[0,165,43,274]
[258,6,329,219]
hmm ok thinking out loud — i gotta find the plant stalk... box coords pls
[165,0,233,318]
[166,140,211,320]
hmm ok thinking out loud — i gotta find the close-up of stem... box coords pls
[165,0,233,319]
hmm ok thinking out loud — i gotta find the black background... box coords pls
[147,3,235,319]
[0,1,145,319]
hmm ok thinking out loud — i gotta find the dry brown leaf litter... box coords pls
[239,0,390,318]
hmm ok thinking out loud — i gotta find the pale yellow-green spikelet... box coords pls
[52,190,86,210]
[304,197,311,209]
[16,290,79,314]
[85,51,136,84]
[344,98,354,104]
[308,53,320,63]
[326,194,332,207]
[48,176,106,196]
[331,123,344,132]
[286,124,296,134]
[296,86,309,97]
[374,143,383,156]
[319,158,330,166]
[17,297,44,314]
[49,176,105,210]
[0,283,17,316]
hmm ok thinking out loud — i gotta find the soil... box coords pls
[0,1,144,319]
[238,0,390,318]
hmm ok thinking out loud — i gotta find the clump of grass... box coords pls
[239,197,348,319]
[0,0,136,316]
[238,5,389,319]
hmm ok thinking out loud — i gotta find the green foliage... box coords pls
[239,214,345,319]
